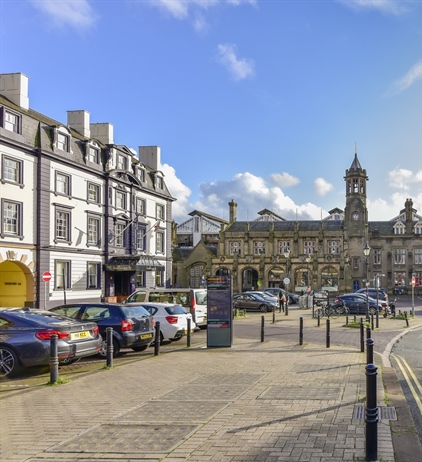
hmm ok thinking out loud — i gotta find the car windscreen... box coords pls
[195,291,207,305]
[6,310,78,326]
[122,305,150,318]
[164,305,187,315]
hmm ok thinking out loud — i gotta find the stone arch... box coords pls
[0,260,35,307]
[242,267,258,292]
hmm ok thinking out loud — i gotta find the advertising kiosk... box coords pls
[206,275,233,347]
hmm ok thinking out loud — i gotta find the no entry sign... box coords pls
[42,271,52,282]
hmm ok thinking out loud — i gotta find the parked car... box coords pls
[49,303,155,357]
[0,308,102,377]
[138,303,195,342]
[125,288,207,328]
[355,288,389,303]
[333,294,380,315]
[244,291,279,303]
[233,293,277,312]
[262,288,299,304]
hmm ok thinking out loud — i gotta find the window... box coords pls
[116,190,126,209]
[55,208,71,242]
[117,154,126,170]
[87,216,100,246]
[328,240,340,255]
[156,176,164,189]
[156,204,165,220]
[278,241,290,255]
[304,241,315,255]
[87,182,101,203]
[55,172,71,196]
[136,225,146,251]
[156,231,164,253]
[87,262,100,289]
[2,156,23,184]
[138,168,145,182]
[229,241,242,256]
[115,223,125,247]
[88,146,99,163]
[414,222,422,235]
[57,132,70,152]
[414,249,422,265]
[394,248,406,265]
[4,110,20,133]
[253,241,266,255]
[394,222,405,235]
[155,269,163,287]
[2,200,23,236]
[55,260,71,289]
[136,198,146,215]
[373,248,381,265]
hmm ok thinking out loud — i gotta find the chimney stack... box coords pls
[229,199,237,223]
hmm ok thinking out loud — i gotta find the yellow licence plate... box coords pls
[140,333,153,339]
[70,331,90,340]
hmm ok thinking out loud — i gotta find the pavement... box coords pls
[1,305,422,462]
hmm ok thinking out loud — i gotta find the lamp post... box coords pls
[363,243,371,320]
[283,248,290,276]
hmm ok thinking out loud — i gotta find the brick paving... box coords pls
[1,306,421,462]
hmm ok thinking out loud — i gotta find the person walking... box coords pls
[278,290,286,313]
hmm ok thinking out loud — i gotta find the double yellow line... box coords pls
[392,353,422,415]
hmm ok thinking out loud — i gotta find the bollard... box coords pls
[354,315,357,323]
[49,334,59,384]
[154,321,161,356]
[360,319,365,353]
[365,363,378,462]
[366,326,371,340]
[405,312,409,327]
[346,315,349,326]
[285,302,289,316]
[261,315,265,342]
[371,313,374,331]
[375,309,379,329]
[366,338,374,365]
[299,317,303,345]
[187,318,191,347]
[272,308,276,324]
[326,319,330,348]
[106,327,113,368]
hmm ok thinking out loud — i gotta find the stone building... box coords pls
[0,72,174,308]
[174,154,422,295]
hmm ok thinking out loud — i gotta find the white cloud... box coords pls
[216,43,255,81]
[390,61,422,94]
[387,167,422,189]
[30,0,96,28]
[338,0,409,15]
[314,177,334,196]
[270,172,300,188]
[160,163,192,220]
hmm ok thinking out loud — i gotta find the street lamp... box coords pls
[363,243,371,319]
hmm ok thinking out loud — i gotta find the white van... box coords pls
[125,288,207,328]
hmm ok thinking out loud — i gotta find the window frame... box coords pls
[115,222,125,247]
[156,204,165,220]
[156,231,164,253]
[117,154,126,170]
[87,215,101,247]
[87,182,101,204]
[1,199,23,237]
[55,171,71,196]
[55,260,71,290]
[3,108,21,134]
[57,131,70,152]
[115,190,126,210]
[136,225,147,251]
[87,262,101,289]
[253,241,266,256]
[1,155,23,186]
[55,206,71,243]
[136,197,146,215]
[88,145,100,164]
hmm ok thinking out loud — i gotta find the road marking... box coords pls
[392,353,422,415]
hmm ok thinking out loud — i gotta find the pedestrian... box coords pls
[278,290,286,313]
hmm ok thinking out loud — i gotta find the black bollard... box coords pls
[366,338,374,365]
[272,308,275,324]
[360,319,365,353]
[285,302,289,316]
[154,321,161,356]
[346,315,349,325]
[317,313,320,327]
[375,309,379,329]
[366,326,371,340]
[299,317,304,345]
[187,318,191,347]
[405,312,409,327]
[371,313,374,331]
[261,315,265,342]
[49,334,59,384]
[106,327,113,368]
[354,315,357,323]
[365,363,378,462]
[326,319,330,348]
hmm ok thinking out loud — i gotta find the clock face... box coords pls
[352,212,359,220]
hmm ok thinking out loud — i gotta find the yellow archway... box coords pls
[0,260,35,308]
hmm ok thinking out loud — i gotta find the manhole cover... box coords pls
[189,373,265,385]
[259,386,343,400]
[117,400,228,422]
[353,406,397,421]
[158,384,246,401]
[47,423,199,453]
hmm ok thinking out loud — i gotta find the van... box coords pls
[125,288,207,328]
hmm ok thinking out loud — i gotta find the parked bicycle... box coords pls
[314,303,339,319]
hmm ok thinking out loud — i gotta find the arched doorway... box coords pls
[242,268,258,292]
[0,260,34,307]
[268,266,285,288]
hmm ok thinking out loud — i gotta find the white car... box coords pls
[139,303,195,342]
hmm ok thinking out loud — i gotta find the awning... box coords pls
[104,256,138,272]
[136,256,165,271]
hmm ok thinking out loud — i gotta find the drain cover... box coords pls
[353,406,397,421]
[259,386,343,400]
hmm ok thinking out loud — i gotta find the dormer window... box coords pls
[394,221,405,235]
[138,168,145,182]
[55,127,71,153]
[414,221,422,235]
[156,176,164,189]
[3,109,21,133]
[88,145,99,164]
[117,154,126,170]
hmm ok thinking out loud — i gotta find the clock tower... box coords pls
[344,150,368,239]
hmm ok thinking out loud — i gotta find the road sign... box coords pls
[283,277,290,285]
[42,271,52,282]
[412,276,415,287]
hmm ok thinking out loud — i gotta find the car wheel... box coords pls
[98,338,120,358]
[259,304,268,312]
[132,345,148,352]
[170,335,183,341]
[369,308,377,315]
[0,346,22,378]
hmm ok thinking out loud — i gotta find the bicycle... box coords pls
[314,303,340,319]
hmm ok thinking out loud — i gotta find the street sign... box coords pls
[42,271,52,282]
[412,276,415,287]
[283,277,290,285]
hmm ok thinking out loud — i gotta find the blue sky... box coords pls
[1,0,422,223]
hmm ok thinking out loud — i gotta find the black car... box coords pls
[262,288,299,304]
[50,303,155,357]
[0,308,102,377]
[355,288,389,303]
[233,293,277,312]
[333,294,379,315]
